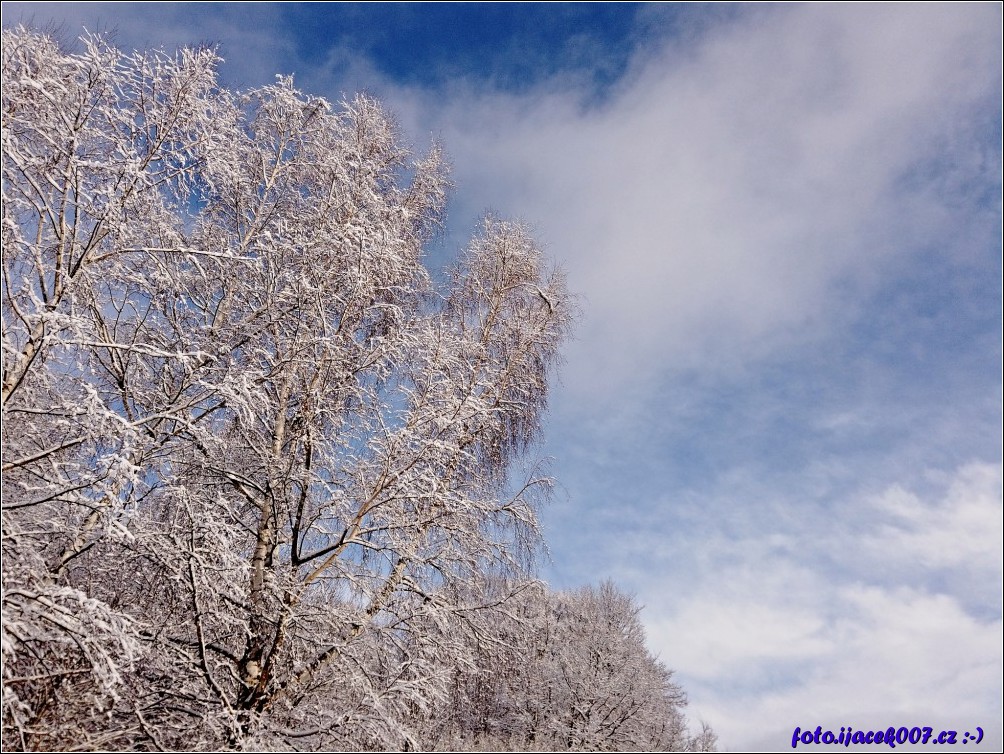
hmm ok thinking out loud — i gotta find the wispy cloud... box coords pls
[378,5,1000,401]
[646,462,1002,750]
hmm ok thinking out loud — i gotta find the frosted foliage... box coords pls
[421,582,717,752]
[2,27,711,752]
[0,26,573,750]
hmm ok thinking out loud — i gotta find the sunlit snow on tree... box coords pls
[1,26,713,752]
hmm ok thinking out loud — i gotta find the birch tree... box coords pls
[2,27,571,750]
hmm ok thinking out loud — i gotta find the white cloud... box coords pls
[861,463,1003,574]
[643,462,1003,750]
[385,4,1000,404]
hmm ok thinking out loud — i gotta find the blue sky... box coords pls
[4,3,1001,750]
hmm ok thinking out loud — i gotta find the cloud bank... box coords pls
[403,4,1000,400]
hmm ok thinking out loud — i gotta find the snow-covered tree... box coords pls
[2,26,716,753]
[424,581,717,752]
[539,583,711,752]
[2,27,571,749]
